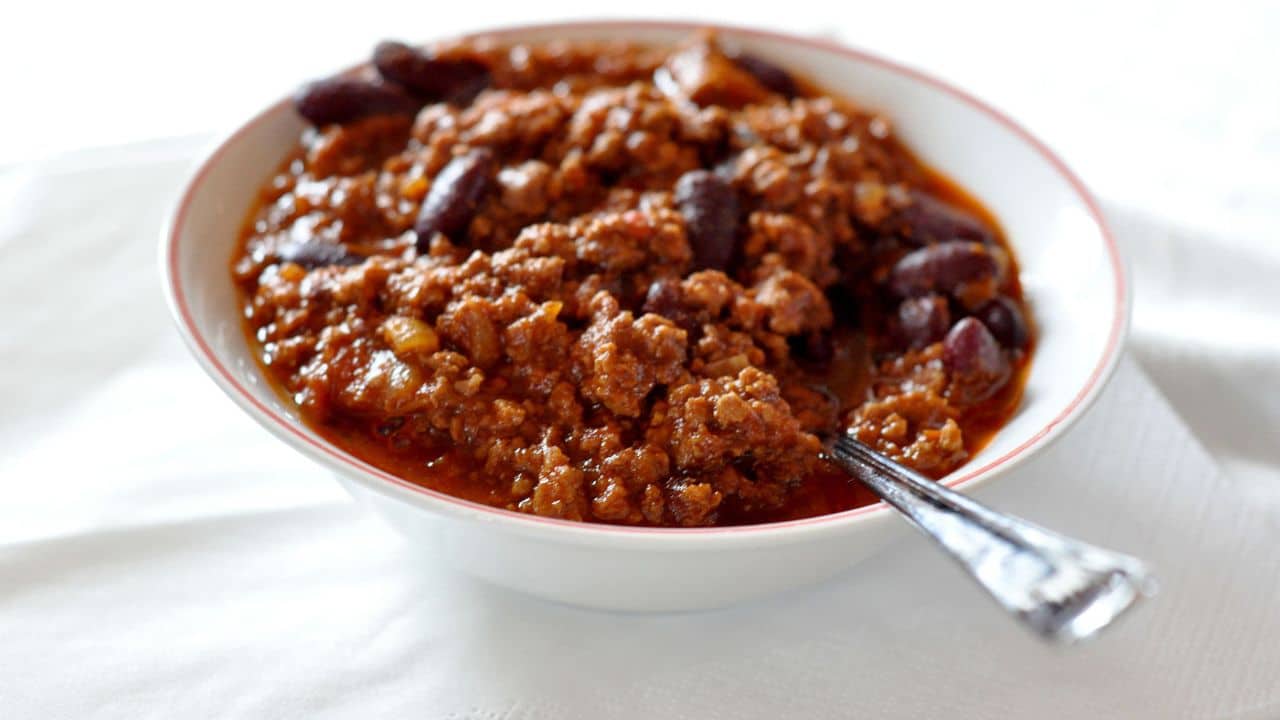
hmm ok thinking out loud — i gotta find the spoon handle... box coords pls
[828,433,1155,644]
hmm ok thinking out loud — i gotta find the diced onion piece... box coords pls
[381,316,439,357]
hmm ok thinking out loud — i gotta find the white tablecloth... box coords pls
[4,6,1280,716]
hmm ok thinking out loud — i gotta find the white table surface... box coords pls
[3,3,1280,717]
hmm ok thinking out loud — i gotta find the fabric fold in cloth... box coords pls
[1107,203,1280,496]
[1,137,1278,719]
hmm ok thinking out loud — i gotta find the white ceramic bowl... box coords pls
[162,20,1127,611]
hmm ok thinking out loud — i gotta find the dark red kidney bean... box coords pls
[675,170,739,271]
[895,294,951,350]
[975,296,1030,349]
[728,52,797,98]
[373,41,431,89]
[896,191,994,246]
[293,77,418,126]
[373,40,491,105]
[414,148,496,250]
[642,277,699,335]
[442,68,492,106]
[276,240,362,268]
[642,276,680,315]
[888,240,997,298]
[943,317,1012,404]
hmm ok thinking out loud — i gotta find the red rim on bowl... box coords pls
[164,20,1127,539]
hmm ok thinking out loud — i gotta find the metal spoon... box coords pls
[827,433,1155,644]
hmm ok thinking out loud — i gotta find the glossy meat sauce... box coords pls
[234,34,1032,526]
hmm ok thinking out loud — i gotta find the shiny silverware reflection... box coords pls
[828,433,1156,644]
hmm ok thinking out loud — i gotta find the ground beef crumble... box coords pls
[234,32,1032,526]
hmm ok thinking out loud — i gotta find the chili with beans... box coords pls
[233,32,1032,527]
